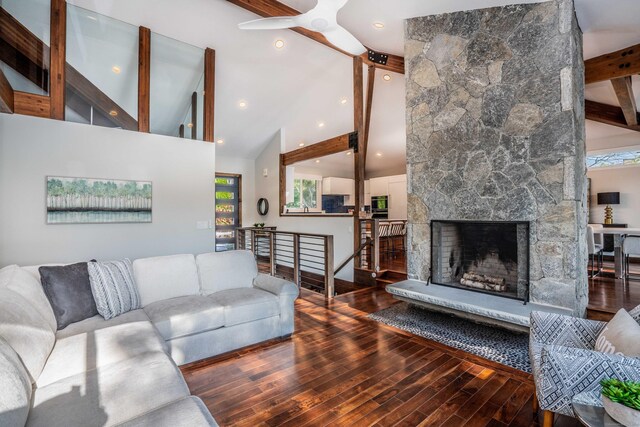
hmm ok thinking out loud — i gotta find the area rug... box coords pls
[367,303,531,373]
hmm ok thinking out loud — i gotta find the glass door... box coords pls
[215,174,241,251]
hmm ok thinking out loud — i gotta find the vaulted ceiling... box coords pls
[66,0,640,173]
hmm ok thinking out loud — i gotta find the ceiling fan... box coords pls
[238,0,367,56]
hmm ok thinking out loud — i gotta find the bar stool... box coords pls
[378,222,390,254]
[587,225,603,278]
[623,235,640,280]
[388,222,405,255]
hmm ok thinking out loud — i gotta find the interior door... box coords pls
[215,174,241,251]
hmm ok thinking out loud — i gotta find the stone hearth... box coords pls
[405,0,588,315]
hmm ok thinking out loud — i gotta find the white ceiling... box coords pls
[20,0,640,172]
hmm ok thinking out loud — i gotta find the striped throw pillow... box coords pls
[87,259,140,320]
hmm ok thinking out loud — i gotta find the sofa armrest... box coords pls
[530,310,607,349]
[534,344,640,416]
[253,274,299,298]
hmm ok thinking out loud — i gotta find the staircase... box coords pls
[375,269,407,287]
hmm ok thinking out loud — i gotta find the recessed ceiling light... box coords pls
[298,142,305,147]
[238,100,248,109]
[87,15,97,21]
[383,74,391,81]
[187,123,193,128]
[112,65,121,74]
[274,39,285,49]
[318,122,325,128]
[216,139,224,144]
[315,159,320,163]
[346,151,352,156]
[340,98,348,105]
[373,22,385,29]
[376,152,383,157]
[109,110,118,116]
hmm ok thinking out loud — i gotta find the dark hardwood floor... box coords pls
[183,249,639,426]
[181,286,581,426]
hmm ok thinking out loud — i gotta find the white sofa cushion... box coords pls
[0,265,56,332]
[0,286,55,383]
[115,396,218,427]
[208,288,280,327]
[27,352,190,427]
[144,295,225,341]
[37,311,167,387]
[0,337,32,427]
[133,254,200,306]
[56,309,151,339]
[196,250,257,294]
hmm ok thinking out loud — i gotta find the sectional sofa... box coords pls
[0,250,299,427]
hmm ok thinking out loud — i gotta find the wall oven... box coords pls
[371,196,388,219]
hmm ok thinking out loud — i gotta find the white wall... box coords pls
[215,155,256,226]
[254,129,355,281]
[0,114,216,266]
[588,166,640,227]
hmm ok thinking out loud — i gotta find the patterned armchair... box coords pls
[529,305,640,426]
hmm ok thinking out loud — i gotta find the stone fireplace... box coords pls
[405,0,588,315]
[431,220,529,301]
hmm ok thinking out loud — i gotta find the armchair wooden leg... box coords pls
[543,410,554,427]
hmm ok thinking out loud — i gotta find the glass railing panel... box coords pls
[0,0,50,95]
[65,4,138,129]
[150,32,204,139]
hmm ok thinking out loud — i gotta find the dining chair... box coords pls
[587,225,603,278]
[623,235,640,280]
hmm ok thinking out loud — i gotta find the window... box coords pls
[286,179,319,209]
[587,150,640,169]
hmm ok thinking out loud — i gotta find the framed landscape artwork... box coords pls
[46,176,152,224]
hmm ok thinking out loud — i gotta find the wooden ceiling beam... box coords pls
[610,76,638,126]
[585,43,640,85]
[586,99,640,132]
[225,0,404,74]
[363,64,375,168]
[0,67,14,113]
[282,132,354,165]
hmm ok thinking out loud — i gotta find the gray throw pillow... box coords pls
[595,308,640,357]
[39,263,98,330]
[88,259,140,320]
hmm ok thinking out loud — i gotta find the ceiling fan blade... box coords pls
[238,16,299,30]
[321,25,367,55]
[315,0,349,12]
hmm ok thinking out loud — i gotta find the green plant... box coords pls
[601,379,640,411]
[253,223,265,228]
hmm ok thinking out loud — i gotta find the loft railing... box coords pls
[237,227,335,299]
[0,3,215,141]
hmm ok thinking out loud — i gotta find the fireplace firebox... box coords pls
[430,220,530,302]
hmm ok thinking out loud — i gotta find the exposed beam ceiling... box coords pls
[282,132,354,165]
[610,76,638,126]
[0,7,137,130]
[225,0,404,74]
[586,99,640,132]
[585,43,640,85]
[0,67,14,113]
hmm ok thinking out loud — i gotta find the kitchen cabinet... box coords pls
[322,177,354,196]
[365,180,371,206]
[388,180,408,220]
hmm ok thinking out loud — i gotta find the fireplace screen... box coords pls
[430,220,530,302]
